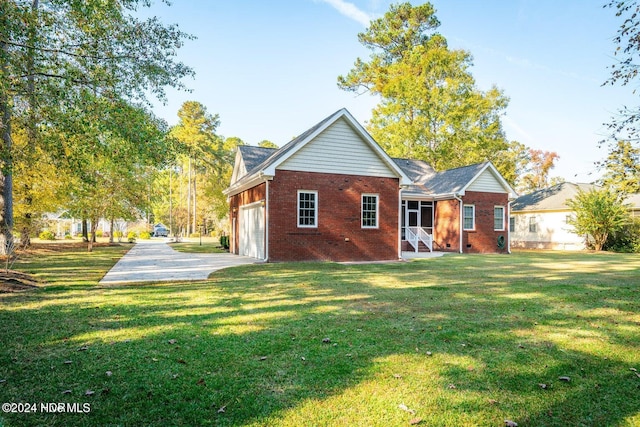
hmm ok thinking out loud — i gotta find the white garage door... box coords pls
[239,203,265,259]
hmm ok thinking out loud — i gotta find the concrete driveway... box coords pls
[99,239,256,284]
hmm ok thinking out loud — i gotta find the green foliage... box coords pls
[338,2,512,172]
[113,231,123,239]
[38,230,55,240]
[127,231,137,243]
[600,140,640,194]
[189,232,201,238]
[604,217,640,253]
[220,235,229,249]
[139,231,151,240]
[566,188,631,251]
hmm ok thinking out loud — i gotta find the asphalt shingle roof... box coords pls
[511,182,597,211]
[393,159,491,196]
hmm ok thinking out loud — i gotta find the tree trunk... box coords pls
[82,218,88,241]
[87,217,99,252]
[0,34,14,255]
[109,217,114,243]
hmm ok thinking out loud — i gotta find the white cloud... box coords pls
[319,0,372,27]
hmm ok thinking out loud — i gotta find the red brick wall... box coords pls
[268,170,399,262]
[461,191,509,253]
[229,183,266,255]
[434,199,461,252]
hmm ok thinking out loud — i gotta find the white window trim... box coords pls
[529,216,537,233]
[297,190,318,228]
[494,205,505,231]
[463,204,475,231]
[361,194,379,229]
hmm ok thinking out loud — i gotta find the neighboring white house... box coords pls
[511,182,640,250]
[510,183,596,250]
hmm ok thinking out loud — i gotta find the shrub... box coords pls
[139,231,151,240]
[604,217,640,253]
[189,232,201,238]
[113,231,123,238]
[39,230,56,240]
[95,230,103,238]
[127,231,137,243]
[220,235,229,249]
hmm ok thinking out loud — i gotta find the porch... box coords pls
[401,199,435,253]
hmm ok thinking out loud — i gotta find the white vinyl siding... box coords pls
[463,205,475,230]
[298,190,317,228]
[277,118,396,177]
[494,206,505,231]
[361,194,378,228]
[467,169,507,193]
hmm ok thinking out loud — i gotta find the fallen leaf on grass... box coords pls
[409,417,423,425]
[172,374,179,379]
[105,371,112,377]
[259,356,268,361]
[63,360,72,365]
[630,368,637,372]
[558,376,571,382]
[393,373,402,379]
[196,378,205,386]
[504,420,518,427]
[448,384,456,389]
[322,338,331,344]
[217,405,226,413]
[488,399,498,405]
[168,339,177,345]
[398,403,416,415]
[538,383,548,389]
[177,359,187,364]
[78,346,89,352]
[61,389,72,394]
[85,390,95,396]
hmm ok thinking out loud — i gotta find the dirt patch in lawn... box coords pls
[0,270,40,292]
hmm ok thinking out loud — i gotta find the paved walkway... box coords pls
[99,239,256,284]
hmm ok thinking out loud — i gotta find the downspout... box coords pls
[398,187,403,259]
[454,193,463,254]
[507,199,513,254]
[265,179,270,262]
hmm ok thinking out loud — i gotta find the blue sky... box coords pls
[144,0,635,183]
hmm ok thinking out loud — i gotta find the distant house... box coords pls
[511,182,640,250]
[223,108,516,262]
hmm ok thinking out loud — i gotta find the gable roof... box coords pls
[512,182,597,212]
[239,145,276,174]
[394,160,516,199]
[224,108,412,196]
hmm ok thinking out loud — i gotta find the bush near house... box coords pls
[139,231,151,240]
[38,230,55,240]
[604,217,640,253]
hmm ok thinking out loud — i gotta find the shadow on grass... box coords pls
[0,252,639,426]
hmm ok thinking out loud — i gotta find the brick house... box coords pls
[223,109,517,262]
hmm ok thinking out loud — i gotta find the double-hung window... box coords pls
[298,190,317,228]
[361,194,378,228]
[494,206,505,231]
[463,204,475,231]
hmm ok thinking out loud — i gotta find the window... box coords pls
[463,205,475,230]
[494,206,505,231]
[509,216,515,232]
[298,190,317,227]
[529,216,537,233]
[362,194,378,228]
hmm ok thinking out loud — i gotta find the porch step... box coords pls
[406,240,431,252]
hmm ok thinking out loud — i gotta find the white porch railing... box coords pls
[406,227,433,252]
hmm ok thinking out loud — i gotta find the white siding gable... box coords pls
[276,118,397,178]
[467,168,507,193]
[230,151,247,185]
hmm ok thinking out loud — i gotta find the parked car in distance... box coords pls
[153,225,169,237]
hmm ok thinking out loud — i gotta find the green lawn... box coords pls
[0,248,639,426]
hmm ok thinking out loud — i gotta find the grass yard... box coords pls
[0,248,639,426]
